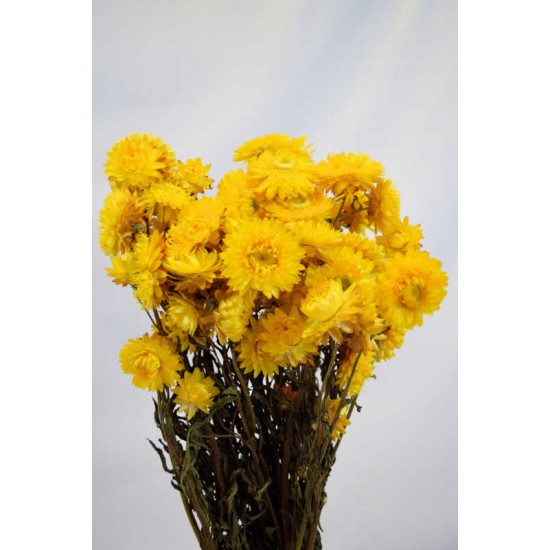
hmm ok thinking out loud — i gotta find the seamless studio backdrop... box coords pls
[92,1,457,549]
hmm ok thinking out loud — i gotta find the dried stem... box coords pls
[149,328,348,549]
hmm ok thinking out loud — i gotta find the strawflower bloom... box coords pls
[247,150,316,201]
[214,291,254,344]
[221,217,305,298]
[166,197,223,256]
[376,216,424,255]
[165,295,200,338]
[169,158,214,195]
[106,230,167,309]
[373,326,407,361]
[119,333,181,391]
[316,152,385,195]
[259,307,317,368]
[377,251,448,329]
[237,318,282,379]
[365,179,401,233]
[300,278,363,341]
[263,188,333,222]
[104,132,176,190]
[174,369,220,420]
[233,133,313,162]
[99,188,146,256]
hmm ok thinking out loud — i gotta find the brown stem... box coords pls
[228,346,283,548]
[328,351,363,436]
[153,308,164,333]
[305,494,321,550]
[204,424,226,495]
[281,406,295,550]
[155,391,204,546]
[294,509,310,550]
[332,394,359,456]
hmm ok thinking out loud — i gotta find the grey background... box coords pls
[93,1,457,548]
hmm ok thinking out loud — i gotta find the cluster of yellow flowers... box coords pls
[100,132,447,432]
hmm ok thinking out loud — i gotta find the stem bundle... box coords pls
[152,336,356,550]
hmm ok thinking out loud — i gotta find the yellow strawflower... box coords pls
[217,169,256,224]
[133,271,166,310]
[106,230,167,309]
[167,197,222,256]
[165,295,200,339]
[248,150,316,201]
[376,216,423,255]
[164,249,221,291]
[169,158,214,195]
[119,333,181,391]
[144,181,191,210]
[214,291,255,344]
[316,152,385,195]
[259,307,317,368]
[286,220,342,261]
[300,278,363,341]
[340,233,385,268]
[99,188,146,256]
[221,218,305,299]
[364,179,401,233]
[377,251,448,329]
[104,133,176,190]
[301,279,348,322]
[373,326,407,361]
[237,318,281,379]
[233,133,313,162]
[307,245,376,289]
[106,255,133,286]
[141,182,192,229]
[263,188,333,222]
[174,369,220,420]
[126,227,166,274]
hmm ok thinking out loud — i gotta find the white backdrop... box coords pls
[92,1,457,548]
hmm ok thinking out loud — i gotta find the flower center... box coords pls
[289,195,309,209]
[190,385,210,402]
[249,246,277,269]
[275,153,296,170]
[123,147,144,171]
[402,283,423,308]
[135,353,161,376]
[389,231,406,249]
[340,275,353,290]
